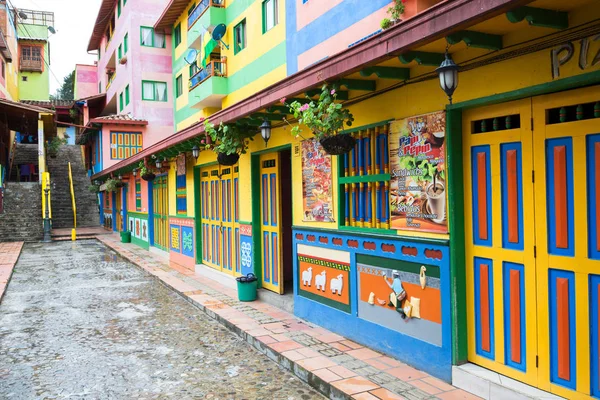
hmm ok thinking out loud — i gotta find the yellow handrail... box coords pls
[41,172,52,219]
[68,162,77,240]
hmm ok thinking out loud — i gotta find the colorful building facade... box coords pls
[88,0,600,398]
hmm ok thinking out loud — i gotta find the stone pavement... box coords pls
[0,240,324,399]
[0,242,23,301]
[98,234,481,400]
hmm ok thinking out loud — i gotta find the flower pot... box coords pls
[119,56,127,64]
[217,152,240,166]
[319,133,357,155]
[141,172,156,182]
[115,181,125,188]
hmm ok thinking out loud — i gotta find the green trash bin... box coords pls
[120,231,131,243]
[236,273,258,302]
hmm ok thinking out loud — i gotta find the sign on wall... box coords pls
[297,244,350,313]
[389,111,448,233]
[301,139,335,222]
[239,224,253,276]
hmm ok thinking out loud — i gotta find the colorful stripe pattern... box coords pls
[471,146,492,246]
[503,262,526,371]
[176,173,186,214]
[587,135,600,259]
[501,143,523,250]
[549,269,576,390]
[474,257,494,360]
[546,138,574,256]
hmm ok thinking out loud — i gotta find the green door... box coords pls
[153,175,169,250]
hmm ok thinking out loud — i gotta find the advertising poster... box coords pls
[389,111,448,233]
[301,139,335,222]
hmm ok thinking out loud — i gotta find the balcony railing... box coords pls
[20,56,43,72]
[189,60,226,90]
[188,0,225,30]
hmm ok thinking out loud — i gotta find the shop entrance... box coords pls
[463,86,599,398]
[152,175,169,250]
[259,149,292,294]
[199,165,240,275]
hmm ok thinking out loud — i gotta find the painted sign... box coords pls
[239,223,253,276]
[297,244,350,313]
[357,254,442,346]
[551,35,600,80]
[169,217,194,259]
[389,111,448,233]
[301,139,335,222]
[170,225,180,252]
[181,226,194,258]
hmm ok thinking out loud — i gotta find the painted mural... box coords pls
[239,223,253,276]
[127,212,149,249]
[297,244,350,312]
[301,139,334,222]
[389,111,447,233]
[357,254,442,346]
[169,217,195,270]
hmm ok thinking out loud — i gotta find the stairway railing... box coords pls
[68,162,77,239]
[41,171,52,219]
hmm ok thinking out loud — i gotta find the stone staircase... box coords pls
[0,182,43,242]
[9,143,39,181]
[47,146,100,229]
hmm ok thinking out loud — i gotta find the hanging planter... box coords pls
[115,181,125,188]
[138,161,156,181]
[319,133,356,155]
[217,152,240,166]
[141,172,156,182]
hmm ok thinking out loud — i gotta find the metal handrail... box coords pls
[187,0,225,30]
[189,60,226,91]
[42,172,52,219]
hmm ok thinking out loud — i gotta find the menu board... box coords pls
[302,139,335,222]
[389,111,448,233]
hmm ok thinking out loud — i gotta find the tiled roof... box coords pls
[0,98,55,114]
[154,0,189,31]
[87,0,115,51]
[21,100,74,108]
[90,113,148,125]
[18,37,47,42]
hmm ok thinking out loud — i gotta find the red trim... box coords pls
[477,152,488,241]
[556,277,570,381]
[510,269,521,363]
[480,262,491,353]
[554,145,568,249]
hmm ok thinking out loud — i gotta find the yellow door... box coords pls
[260,153,283,294]
[153,175,169,250]
[463,99,538,385]
[200,165,240,275]
[532,85,599,399]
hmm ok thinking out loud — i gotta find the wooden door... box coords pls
[260,153,283,294]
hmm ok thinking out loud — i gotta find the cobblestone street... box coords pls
[0,240,323,399]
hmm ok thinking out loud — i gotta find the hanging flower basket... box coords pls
[141,172,156,182]
[319,133,356,155]
[217,152,240,166]
[115,181,125,188]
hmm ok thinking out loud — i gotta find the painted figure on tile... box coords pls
[330,274,344,295]
[302,266,313,286]
[383,271,407,316]
[315,270,327,291]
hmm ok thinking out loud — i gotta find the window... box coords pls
[123,0,127,4]
[98,81,101,93]
[176,74,183,98]
[22,76,27,82]
[135,179,142,211]
[262,0,277,33]
[125,85,130,105]
[142,81,167,101]
[174,24,181,48]
[119,92,124,111]
[118,44,122,60]
[187,3,196,16]
[339,122,392,230]
[189,63,200,78]
[110,132,143,159]
[234,20,246,54]
[117,0,121,17]
[124,33,128,53]
[140,26,165,48]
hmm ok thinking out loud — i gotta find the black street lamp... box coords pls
[260,119,271,147]
[155,158,162,170]
[132,168,137,177]
[436,52,459,105]
[192,145,200,159]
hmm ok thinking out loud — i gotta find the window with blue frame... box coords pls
[110,132,143,159]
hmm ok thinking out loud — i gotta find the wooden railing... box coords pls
[20,56,43,72]
[188,0,225,30]
[189,60,226,91]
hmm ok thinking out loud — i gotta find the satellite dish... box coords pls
[48,26,56,34]
[211,23,229,50]
[184,49,198,65]
[18,11,27,19]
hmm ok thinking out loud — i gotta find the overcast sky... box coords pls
[11,0,102,95]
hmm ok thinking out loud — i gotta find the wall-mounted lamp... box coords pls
[260,119,272,147]
[192,145,200,160]
[436,52,459,105]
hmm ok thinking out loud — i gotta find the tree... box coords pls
[56,70,75,100]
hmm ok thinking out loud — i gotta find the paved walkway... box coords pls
[0,240,323,399]
[98,234,479,400]
[0,242,23,301]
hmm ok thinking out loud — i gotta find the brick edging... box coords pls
[0,242,24,305]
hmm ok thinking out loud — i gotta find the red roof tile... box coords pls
[90,113,148,125]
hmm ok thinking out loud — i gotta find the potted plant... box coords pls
[139,161,156,182]
[284,85,355,155]
[88,183,100,193]
[105,178,119,192]
[46,137,67,158]
[202,119,254,165]
[381,18,393,30]
[115,180,125,188]
[381,0,405,29]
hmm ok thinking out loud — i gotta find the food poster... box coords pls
[389,111,448,233]
[301,139,335,222]
[356,254,442,346]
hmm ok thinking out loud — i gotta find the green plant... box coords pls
[138,161,150,176]
[105,178,119,192]
[387,0,405,21]
[284,85,354,141]
[46,137,67,155]
[201,119,255,155]
[380,18,392,30]
[88,184,100,193]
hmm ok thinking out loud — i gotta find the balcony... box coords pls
[20,56,43,72]
[188,60,228,109]
[188,0,225,30]
[106,71,116,90]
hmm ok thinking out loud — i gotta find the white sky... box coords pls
[11,0,102,95]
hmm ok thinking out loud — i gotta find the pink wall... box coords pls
[101,123,147,170]
[126,176,149,213]
[296,0,345,30]
[75,64,99,99]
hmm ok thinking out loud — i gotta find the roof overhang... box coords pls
[93,0,534,180]
[0,30,12,62]
[154,0,189,32]
[87,0,116,52]
[90,118,148,126]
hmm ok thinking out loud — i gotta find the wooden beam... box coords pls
[250,112,287,122]
[446,31,503,50]
[506,6,568,30]
[303,91,349,100]
[336,79,376,91]
[360,66,410,80]
[266,105,289,114]
[399,51,445,66]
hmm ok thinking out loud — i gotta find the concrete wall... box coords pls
[74,64,99,99]
[17,24,49,101]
